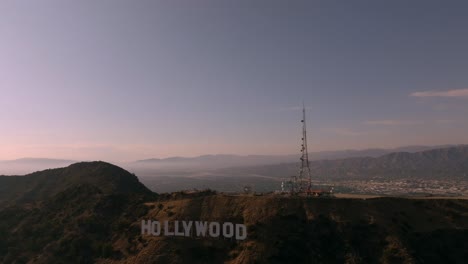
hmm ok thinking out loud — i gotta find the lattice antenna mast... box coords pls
[299,102,312,192]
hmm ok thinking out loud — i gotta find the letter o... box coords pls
[209,222,220,237]
[151,221,161,236]
[222,222,234,238]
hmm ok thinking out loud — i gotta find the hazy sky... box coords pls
[1,0,468,161]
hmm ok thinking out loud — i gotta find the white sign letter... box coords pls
[164,220,174,236]
[141,220,152,235]
[151,221,161,236]
[222,222,234,238]
[236,224,247,240]
[174,221,184,236]
[183,221,193,237]
[209,222,220,237]
[195,221,208,237]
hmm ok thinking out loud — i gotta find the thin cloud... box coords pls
[410,88,468,98]
[364,120,423,126]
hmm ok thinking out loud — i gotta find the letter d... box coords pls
[236,224,247,240]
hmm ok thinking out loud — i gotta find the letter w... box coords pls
[195,221,208,237]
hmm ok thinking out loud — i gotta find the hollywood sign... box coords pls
[141,220,247,240]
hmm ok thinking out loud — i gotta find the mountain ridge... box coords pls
[1,144,462,176]
[213,145,468,181]
[135,144,459,163]
[127,145,462,175]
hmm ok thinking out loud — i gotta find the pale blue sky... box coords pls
[1,0,468,161]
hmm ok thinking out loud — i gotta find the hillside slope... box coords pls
[0,162,154,263]
[1,162,467,263]
[100,194,468,264]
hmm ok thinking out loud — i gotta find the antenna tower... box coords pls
[298,103,312,193]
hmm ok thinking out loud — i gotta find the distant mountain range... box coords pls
[212,145,468,181]
[137,145,468,193]
[0,144,464,176]
[127,145,458,175]
[136,145,453,164]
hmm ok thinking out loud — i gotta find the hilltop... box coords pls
[0,162,154,263]
[0,161,151,205]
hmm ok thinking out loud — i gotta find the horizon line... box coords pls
[1,143,465,163]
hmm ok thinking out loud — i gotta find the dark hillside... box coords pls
[0,161,151,205]
[97,194,468,264]
[1,162,467,263]
[0,162,154,263]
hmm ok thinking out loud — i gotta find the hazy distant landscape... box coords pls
[2,145,467,196]
[0,145,453,176]
[138,145,468,195]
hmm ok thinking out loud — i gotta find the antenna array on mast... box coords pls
[292,103,312,194]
